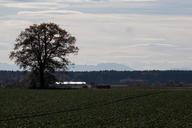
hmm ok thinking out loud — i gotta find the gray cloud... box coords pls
[0,0,192,15]
[0,14,192,70]
[0,0,192,70]
[17,10,83,15]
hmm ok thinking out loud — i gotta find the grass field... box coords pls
[1,88,192,128]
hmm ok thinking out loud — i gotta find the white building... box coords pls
[49,81,87,89]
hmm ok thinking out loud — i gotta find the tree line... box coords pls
[0,71,192,88]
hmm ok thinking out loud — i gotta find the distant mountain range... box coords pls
[69,63,133,71]
[0,63,20,71]
[0,63,133,71]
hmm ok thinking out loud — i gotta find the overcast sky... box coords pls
[0,0,192,70]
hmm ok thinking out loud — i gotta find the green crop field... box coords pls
[1,88,192,128]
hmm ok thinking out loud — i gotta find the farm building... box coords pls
[95,84,111,89]
[49,81,88,89]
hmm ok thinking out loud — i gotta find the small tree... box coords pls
[10,23,78,88]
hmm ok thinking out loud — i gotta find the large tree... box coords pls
[10,23,79,88]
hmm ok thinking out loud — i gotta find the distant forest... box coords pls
[0,71,192,88]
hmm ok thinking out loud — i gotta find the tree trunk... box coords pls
[39,68,45,89]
